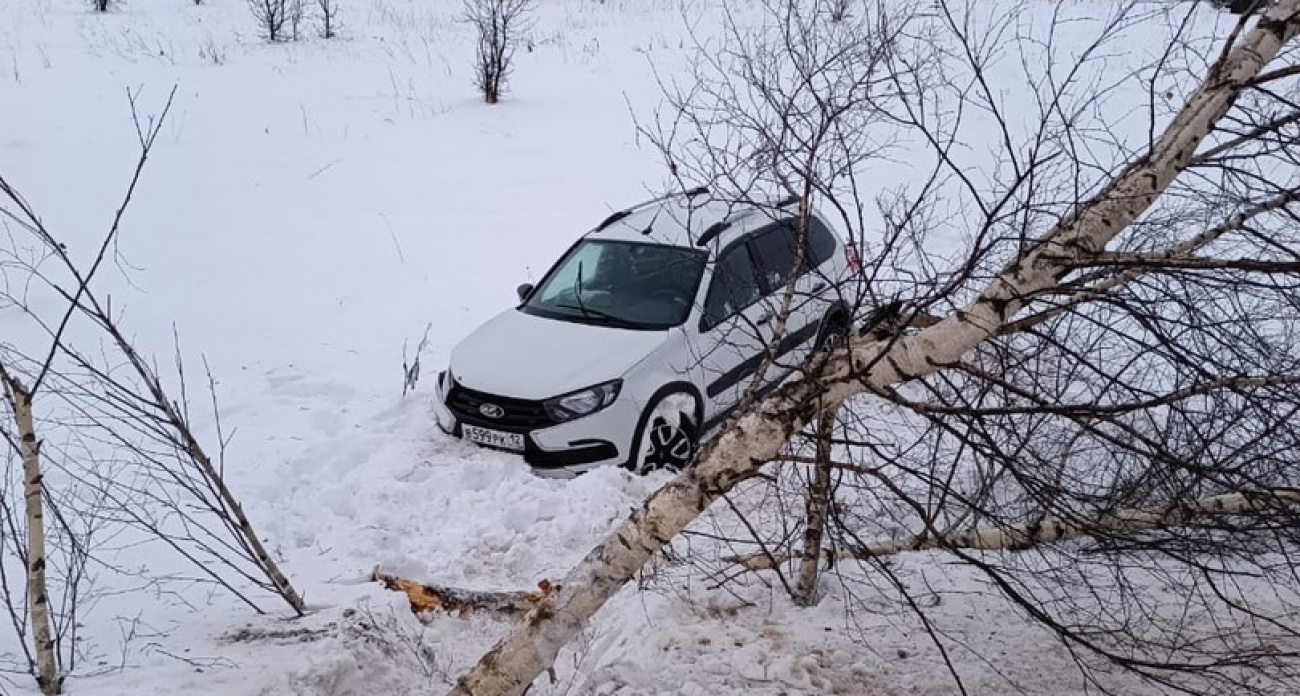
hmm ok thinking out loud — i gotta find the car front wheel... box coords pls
[625,391,699,475]
[815,312,850,353]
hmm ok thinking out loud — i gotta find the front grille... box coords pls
[446,382,555,431]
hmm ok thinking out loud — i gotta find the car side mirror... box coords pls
[516,283,534,302]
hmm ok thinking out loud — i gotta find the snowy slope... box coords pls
[0,0,1256,694]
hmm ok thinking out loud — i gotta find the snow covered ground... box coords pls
[0,0,1255,694]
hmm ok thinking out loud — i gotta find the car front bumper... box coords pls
[433,372,638,476]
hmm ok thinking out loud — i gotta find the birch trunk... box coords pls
[792,401,837,606]
[730,488,1300,569]
[104,324,305,615]
[880,489,1300,554]
[2,374,60,694]
[371,567,555,617]
[447,5,1300,694]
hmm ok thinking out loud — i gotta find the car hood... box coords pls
[449,309,669,400]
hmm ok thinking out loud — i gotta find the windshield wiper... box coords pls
[574,259,592,317]
[562,260,633,326]
[554,303,638,328]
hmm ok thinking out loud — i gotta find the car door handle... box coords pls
[811,281,827,292]
[757,311,774,325]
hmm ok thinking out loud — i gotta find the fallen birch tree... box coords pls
[370,567,556,618]
[448,1,1300,694]
[727,486,1300,570]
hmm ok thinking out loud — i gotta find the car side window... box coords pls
[748,222,803,294]
[701,244,762,331]
[749,216,837,291]
[806,215,837,270]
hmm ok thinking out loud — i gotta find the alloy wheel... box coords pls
[627,393,698,475]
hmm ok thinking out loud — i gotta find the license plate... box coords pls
[462,424,525,452]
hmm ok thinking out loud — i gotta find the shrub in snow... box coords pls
[318,0,339,38]
[0,89,307,696]
[828,0,851,22]
[274,602,448,694]
[249,0,290,42]
[462,0,533,104]
[199,38,227,65]
[288,0,305,41]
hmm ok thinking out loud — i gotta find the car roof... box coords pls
[588,193,798,253]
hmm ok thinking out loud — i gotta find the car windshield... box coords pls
[520,239,708,330]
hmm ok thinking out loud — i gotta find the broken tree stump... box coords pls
[371,566,557,618]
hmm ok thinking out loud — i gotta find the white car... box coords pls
[433,188,860,476]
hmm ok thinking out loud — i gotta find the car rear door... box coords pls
[691,239,777,427]
[745,218,830,374]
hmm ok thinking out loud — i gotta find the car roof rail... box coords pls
[594,210,632,231]
[695,220,731,247]
[594,186,711,232]
[694,194,792,247]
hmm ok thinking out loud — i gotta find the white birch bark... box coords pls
[105,326,306,614]
[447,5,1300,694]
[879,489,1300,553]
[1,372,60,694]
[792,401,837,606]
[730,488,1300,570]
[372,566,555,617]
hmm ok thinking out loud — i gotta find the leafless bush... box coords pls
[198,38,227,65]
[402,324,431,397]
[660,0,1300,691]
[828,0,852,22]
[273,602,450,695]
[634,0,906,604]
[248,0,289,42]
[342,602,449,687]
[449,0,1300,694]
[318,0,338,38]
[462,0,532,104]
[0,85,307,691]
[288,0,304,41]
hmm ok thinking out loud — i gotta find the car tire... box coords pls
[814,312,850,353]
[624,391,700,475]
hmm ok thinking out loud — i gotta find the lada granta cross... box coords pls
[433,188,860,477]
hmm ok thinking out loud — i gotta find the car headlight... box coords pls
[544,379,622,423]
